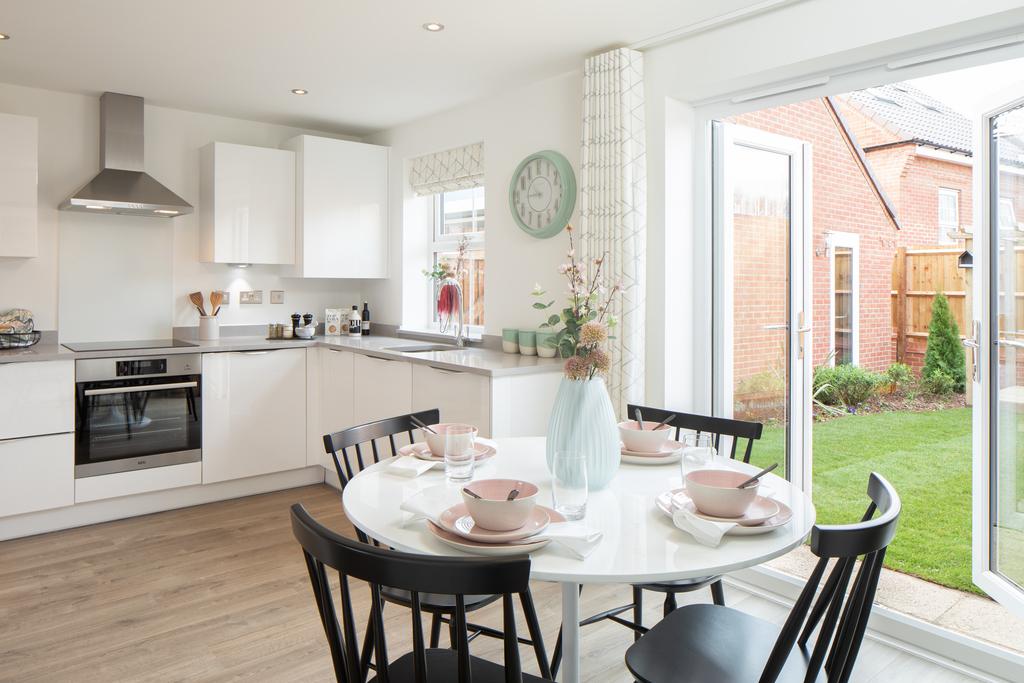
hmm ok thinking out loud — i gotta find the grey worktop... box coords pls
[0,333,564,378]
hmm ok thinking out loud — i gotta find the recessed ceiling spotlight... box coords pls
[291,88,308,95]
[0,33,10,41]
[422,22,445,32]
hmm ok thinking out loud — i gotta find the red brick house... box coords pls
[729,82,975,376]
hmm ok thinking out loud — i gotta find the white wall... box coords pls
[0,82,364,341]
[364,70,582,337]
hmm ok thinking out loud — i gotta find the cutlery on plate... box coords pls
[462,487,482,499]
[410,416,437,434]
[737,463,779,489]
[635,408,645,429]
[506,489,520,501]
[653,414,677,431]
[188,291,207,317]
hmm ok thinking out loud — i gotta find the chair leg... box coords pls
[710,580,726,606]
[632,586,643,642]
[429,612,442,648]
[448,614,459,649]
[663,591,677,617]
[550,627,563,680]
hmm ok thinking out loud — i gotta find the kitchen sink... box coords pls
[383,343,461,353]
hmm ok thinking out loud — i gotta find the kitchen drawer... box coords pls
[0,360,74,440]
[412,364,491,437]
[0,433,74,517]
[352,354,411,424]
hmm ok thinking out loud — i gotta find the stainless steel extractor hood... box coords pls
[59,92,193,218]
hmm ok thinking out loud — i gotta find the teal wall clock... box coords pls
[508,150,577,239]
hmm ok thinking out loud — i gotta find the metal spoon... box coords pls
[635,408,645,430]
[652,414,677,431]
[737,463,779,489]
[506,489,520,501]
[462,487,482,499]
[410,416,437,434]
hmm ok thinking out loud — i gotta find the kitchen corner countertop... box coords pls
[0,334,565,378]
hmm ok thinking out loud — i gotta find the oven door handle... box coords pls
[83,381,199,396]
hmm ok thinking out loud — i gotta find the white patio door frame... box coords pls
[712,121,813,493]
[971,88,1024,620]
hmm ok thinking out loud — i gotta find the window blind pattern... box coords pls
[409,142,485,196]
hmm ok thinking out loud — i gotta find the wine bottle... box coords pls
[361,302,371,336]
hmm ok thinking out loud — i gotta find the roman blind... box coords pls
[409,142,484,196]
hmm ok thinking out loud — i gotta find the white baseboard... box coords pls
[727,566,1022,683]
[0,466,326,541]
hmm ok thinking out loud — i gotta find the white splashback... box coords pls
[58,212,174,342]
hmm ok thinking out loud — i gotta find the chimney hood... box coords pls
[59,92,193,218]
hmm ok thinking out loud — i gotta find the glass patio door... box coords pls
[713,122,813,492]
[973,96,1024,619]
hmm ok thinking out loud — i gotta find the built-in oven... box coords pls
[74,354,201,478]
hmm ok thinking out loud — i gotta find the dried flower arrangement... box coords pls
[423,235,470,332]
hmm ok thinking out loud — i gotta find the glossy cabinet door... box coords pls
[0,433,74,517]
[202,349,306,483]
[199,142,296,265]
[282,135,389,278]
[0,360,74,440]
[412,364,492,437]
[352,354,411,425]
[0,112,38,258]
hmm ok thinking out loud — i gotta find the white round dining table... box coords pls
[342,437,815,683]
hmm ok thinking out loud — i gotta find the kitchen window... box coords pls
[937,187,959,244]
[430,186,485,329]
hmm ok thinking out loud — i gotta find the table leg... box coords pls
[560,581,581,683]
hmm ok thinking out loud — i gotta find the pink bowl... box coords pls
[684,469,758,518]
[461,479,539,531]
[424,423,479,456]
[618,420,673,453]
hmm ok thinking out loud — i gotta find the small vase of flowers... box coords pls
[539,225,621,490]
[423,235,470,333]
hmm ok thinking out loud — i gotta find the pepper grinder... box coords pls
[302,313,314,330]
[290,313,301,333]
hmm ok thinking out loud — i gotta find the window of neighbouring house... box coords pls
[430,187,485,329]
[830,232,859,366]
[938,187,959,244]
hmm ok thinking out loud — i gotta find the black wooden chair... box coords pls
[549,404,764,676]
[625,472,901,683]
[291,503,554,682]
[323,410,546,679]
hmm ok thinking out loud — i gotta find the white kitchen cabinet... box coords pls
[0,433,73,517]
[199,142,295,265]
[282,135,388,278]
[412,364,492,437]
[202,348,307,483]
[0,360,74,440]
[305,347,355,468]
[0,112,38,258]
[352,354,411,425]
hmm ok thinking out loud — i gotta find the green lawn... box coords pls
[750,409,976,593]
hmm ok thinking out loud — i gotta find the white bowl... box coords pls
[423,423,479,457]
[461,479,539,531]
[618,420,672,453]
[295,326,315,339]
[684,469,758,518]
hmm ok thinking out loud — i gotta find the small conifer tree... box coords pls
[922,292,966,393]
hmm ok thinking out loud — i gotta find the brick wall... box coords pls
[729,99,900,375]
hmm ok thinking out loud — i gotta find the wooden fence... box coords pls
[891,246,969,365]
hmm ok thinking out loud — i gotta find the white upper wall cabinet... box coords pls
[199,142,296,265]
[282,135,388,278]
[0,112,38,258]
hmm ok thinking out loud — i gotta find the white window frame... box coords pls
[938,187,960,244]
[828,231,860,366]
[429,188,485,336]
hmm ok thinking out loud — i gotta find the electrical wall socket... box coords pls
[217,290,230,304]
[240,290,262,305]
[270,290,284,304]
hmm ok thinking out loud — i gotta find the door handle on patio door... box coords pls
[763,324,789,330]
[797,312,812,359]
[963,320,980,383]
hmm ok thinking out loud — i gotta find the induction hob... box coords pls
[62,339,198,352]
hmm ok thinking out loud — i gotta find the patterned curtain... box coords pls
[409,142,485,196]
[578,47,647,417]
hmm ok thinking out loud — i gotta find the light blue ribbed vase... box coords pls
[545,376,620,490]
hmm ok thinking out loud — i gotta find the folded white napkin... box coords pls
[388,456,436,478]
[539,521,603,559]
[672,508,736,548]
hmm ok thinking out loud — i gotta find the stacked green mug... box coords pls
[518,329,537,356]
[535,330,558,358]
[502,328,519,353]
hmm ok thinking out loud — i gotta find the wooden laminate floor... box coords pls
[0,485,988,682]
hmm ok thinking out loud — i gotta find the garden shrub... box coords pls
[885,363,913,387]
[922,369,956,396]
[813,364,883,407]
[923,293,966,393]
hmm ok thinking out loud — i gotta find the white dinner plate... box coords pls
[427,505,565,556]
[621,440,684,457]
[438,503,550,543]
[655,488,793,536]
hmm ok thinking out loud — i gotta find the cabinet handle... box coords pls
[238,351,270,355]
[366,354,398,362]
[429,366,463,374]
[326,348,347,353]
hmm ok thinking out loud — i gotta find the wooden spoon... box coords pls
[210,290,223,317]
[189,291,207,317]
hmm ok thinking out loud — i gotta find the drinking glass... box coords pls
[681,433,716,479]
[444,424,476,483]
[551,450,588,520]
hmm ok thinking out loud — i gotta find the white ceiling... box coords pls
[0,0,765,135]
